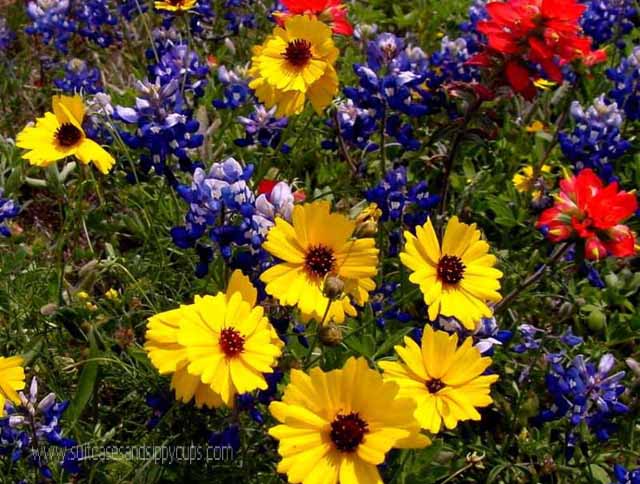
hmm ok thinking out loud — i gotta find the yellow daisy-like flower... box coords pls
[380,326,499,434]
[525,120,546,133]
[0,356,26,417]
[145,270,282,408]
[260,201,379,324]
[513,164,551,199]
[154,0,197,12]
[16,95,115,175]
[248,15,339,118]
[269,357,430,484]
[400,216,502,329]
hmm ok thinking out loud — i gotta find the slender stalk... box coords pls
[438,98,482,217]
[494,242,571,314]
[332,109,358,174]
[379,103,387,175]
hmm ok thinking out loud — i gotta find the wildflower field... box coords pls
[1,0,640,482]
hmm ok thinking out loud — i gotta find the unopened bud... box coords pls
[318,323,343,347]
[558,301,574,320]
[626,358,640,378]
[465,452,485,469]
[40,303,58,316]
[355,220,378,237]
[323,276,344,300]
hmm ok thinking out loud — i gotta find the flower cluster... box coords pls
[608,46,640,121]
[25,0,122,53]
[471,0,606,98]
[0,191,20,237]
[236,105,290,153]
[559,95,630,182]
[171,158,296,277]
[54,59,103,95]
[536,168,638,260]
[581,0,637,47]
[114,78,203,180]
[540,353,628,447]
[0,378,81,478]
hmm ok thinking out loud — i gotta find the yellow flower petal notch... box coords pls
[154,0,197,12]
[248,15,339,117]
[400,216,502,329]
[380,326,498,434]
[0,356,26,417]
[145,270,282,408]
[16,95,115,175]
[269,357,430,484]
[260,200,379,324]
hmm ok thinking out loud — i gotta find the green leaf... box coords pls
[65,329,100,427]
[588,464,610,484]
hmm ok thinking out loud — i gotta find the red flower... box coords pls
[536,169,638,260]
[470,0,606,98]
[276,0,353,36]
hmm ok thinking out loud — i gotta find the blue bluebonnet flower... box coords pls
[235,370,284,424]
[236,105,290,152]
[365,166,439,227]
[213,65,251,110]
[293,323,309,348]
[581,0,637,47]
[539,353,628,449]
[209,425,241,453]
[559,95,630,182]
[612,464,640,484]
[74,0,119,48]
[1,377,80,478]
[0,18,15,52]
[438,316,512,355]
[0,190,20,237]
[370,282,412,329]
[223,0,257,34]
[114,78,204,179]
[25,0,75,53]
[513,324,582,354]
[54,59,103,95]
[608,47,640,121]
[148,30,209,97]
[326,99,378,151]
[171,158,295,276]
[145,393,171,430]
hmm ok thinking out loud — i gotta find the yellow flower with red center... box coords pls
[260,201,378,324]
[145,270,282,408]
[16,95,115,174]
[400,217,502,329]
[380,326,499,434]
[248,15,339,117]
[269,357,429,484]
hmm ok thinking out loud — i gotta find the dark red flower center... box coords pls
[55,123,82,147]
[330,412,369,452]
[426,378,445,394]
[437,255,465,285]
[219,328,245,357]
[283,39,313,68]
[304,245,336,278]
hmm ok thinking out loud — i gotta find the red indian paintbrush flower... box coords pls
[470,0,606,99]
[536,169,638,260]
[275,0,353,36]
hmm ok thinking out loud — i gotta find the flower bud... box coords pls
[587,309,606,333]
[323,276,344,300]
[318,323,343,347]
[40,303,58,316]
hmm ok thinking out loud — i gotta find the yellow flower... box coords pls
[400,217,502,329]
[76,290,90,301]
[249,15,339,117]
[16,95,115,174]
[355,203,382,225]
[105,288,119,301]
[0,356,26,417]
[269,357,429,484]
[533,78,557,91]
[154,0,197,12]
[145,270,282,408]
[512,164,551,197]
[380,326,499,434]
[260,201,379,324]
[525,120,546,133]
